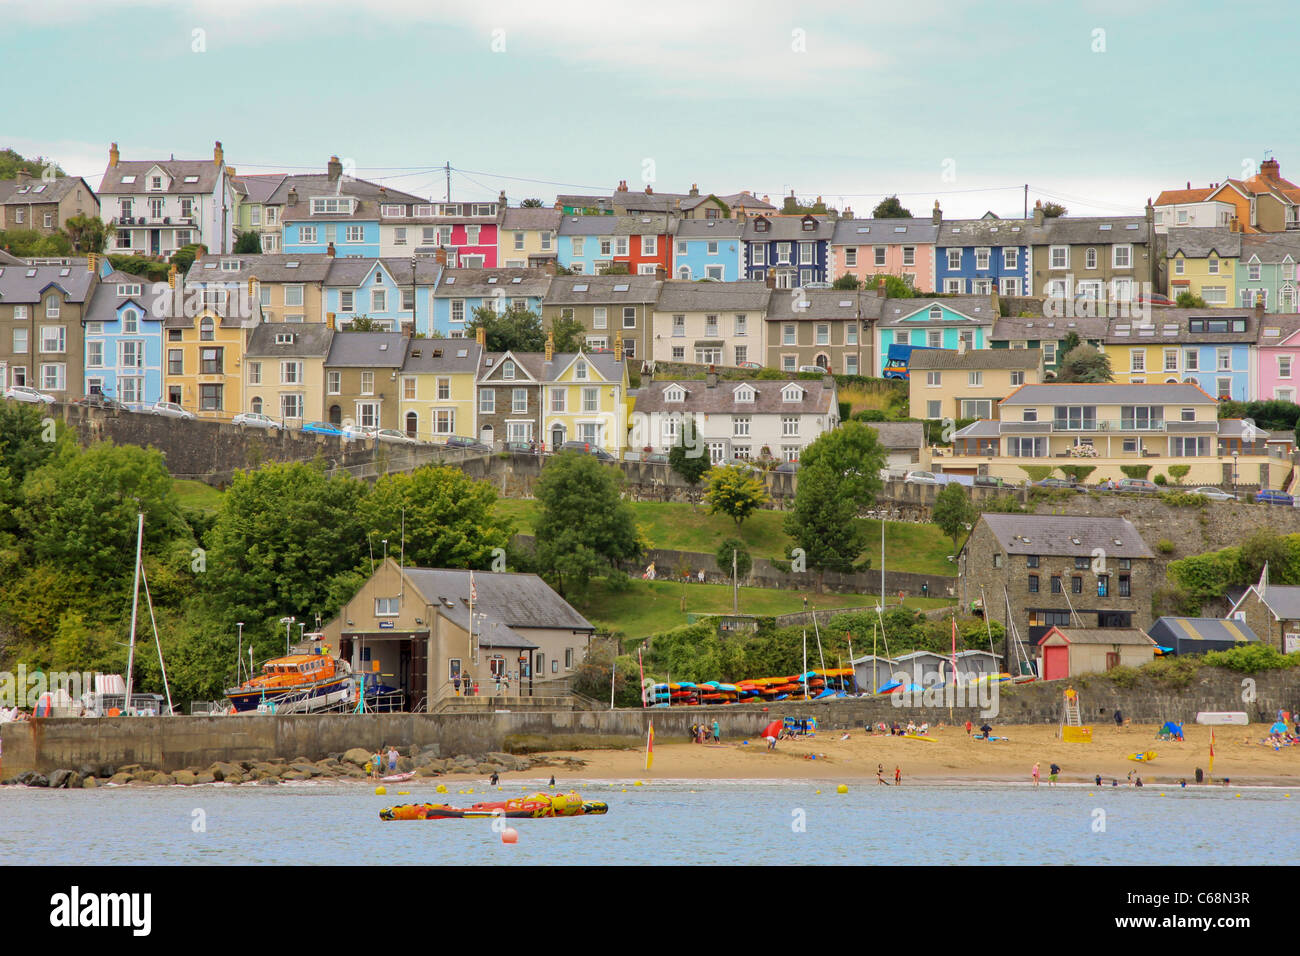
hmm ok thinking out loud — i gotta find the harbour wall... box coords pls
[3,667,1296,775]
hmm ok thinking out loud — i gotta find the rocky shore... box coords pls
[1,744,588,789]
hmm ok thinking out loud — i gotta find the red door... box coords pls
[1043,645,1070,681]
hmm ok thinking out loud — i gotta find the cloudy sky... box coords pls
[4,0,1295,218]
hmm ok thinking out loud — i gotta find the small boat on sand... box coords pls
[381,771,416,783]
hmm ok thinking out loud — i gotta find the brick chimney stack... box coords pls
[1033,199,1044,226]
[689,184,699,197]
[326,312,336,330]
[1261,158,1281,182]
[544,259,557,276]
[765,271,776,290]
[476,326,486,348]
[1256,292,1266,319]
[645,185,654,195]
[932,200,942,226]
[327,155,342,182]
[326,242,336,257]
[616,180,629,193]
[876,277,886,298]
[614,332,623,362]
[109,142,119,168]
[545,331,554,361]
[287,187,298,207]
[15,170,30,185]
[435,247,448,265]
[655,264,667,280]
[214,140,223,166]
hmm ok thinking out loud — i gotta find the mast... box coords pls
[802,629,808,700]
[123,510,144,716]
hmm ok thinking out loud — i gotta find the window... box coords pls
[1003,248,1018,270]
[361,371,375,395]
[281,393,303,419]
[327,371,341,394]
[168,349,183,375]
[1118,574,1131,597]
[946,249,961,270]
[1071,576,1082,594]
[1097,575,1109,598]
[512,388,528,413]
[200,347,223,374]
[623,307,636,329]
[86,340,103,367]
[926,399,941,418]
[40,364,65,391]
[299,226,318,245]
[551,387,566,413]
[1281,356,1293,379]
[371,289,387,312]
[1028,575,1039,593]
[1130,349,1145,372]
[1208,258,1218,274]
[1010,370,1024,386]
[975,248,990,269]
[1185,349,1199,371]
[781,416,799,436]
[1085,248,1097,270]
[902,246,915,266]
[582,386,598,412]
[200,317,215,341]
[1026,555,1040,568]
[435,410,455,434]
[40,326,65,353]
[968,371,983,387]
[1051,576,1062,594]
[1049,246,1069,269]
[45,295,60,318]
[118,340,142,368]
[816,324,830,346]
[375,597,400,617]
[1113,245,1132,268]
[199,384,223,411]
[479,388,495,414]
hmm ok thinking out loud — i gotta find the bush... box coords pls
[1019,465,1055,482]
[1158,491,1208,508]
[1120,465,1152,479]
[1168,464,1190,485]
[605,569,633,593]
[1202,643,1300,672]
[1107,665,1141,689]
[1139,655,1200,689]
[1153,473,1168,486]
[1157,539,1175,554]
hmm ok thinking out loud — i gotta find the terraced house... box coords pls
[935,218,1031,296]
[741,214,834,288]
[539,347,629,455]
[429,268,550,339]
[475,349,546,449]
[242,322,333,425]
[0,172,98,234]
[399,196,500,267]
[829,210,940,291]
[557,213,672,276]
[162,272,257,417]
[1166,226,1240,306]
[1156,159,1300,235]
[498,206,562,269]
[764,288,876,375]
[947,382,1291,488]
[1105,306,1257,401]
[1027,205,1154,305]
[323,256,442,332]
[908,347,1044,423]
[1255,315,1300,402]
[542,274,660,362]
[651,280,770,366]
[0,257,99,398]
[397,337,482,443]
[188,253,332,325]
[1235,233,1300,312]
[278,157,427,258]
[671,219,745,281]
[229,173,288,252]
[872,295,998,377]
[989,314,1106,376]
[99,141,234,256]
[82,270,167,405]
[323,331,409,430]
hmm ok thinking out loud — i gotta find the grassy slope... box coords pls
[172,479,225,513]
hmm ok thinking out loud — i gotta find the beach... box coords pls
[517,723,1300,787]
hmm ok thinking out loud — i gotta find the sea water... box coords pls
[1,779,1296,865]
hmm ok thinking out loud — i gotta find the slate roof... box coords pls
[866,421,924,450]
[635,378,835,415]
[938,219,1033,246]
[908,348,1042,370]
[999,382,1216,405]
[272,173,426,221]
[100,158,223,195]
[1104,310,1257,345]
[322,256,442,286]
[543,274,660,305]
[875,295,998,326]
[673,219,745,239]
[402,567,594,633]
[324,331,409,367]
[500,206,563,231]
[1166,226,1242,259]
[83,270,166,323]
[0,260,95,302]
[1239,234,1300,264]
[399,338,482,374]
[831,218,940,245]
[189,253,335,284]
[1041,627,1155,647]
[765,289,880,321]
[979,513,1154,558]
[231,174,287,205]
[434,268,550,298]
[991,315,1109,341]
[1032,216,1149,245]
[1255,586,1300,620]
[655,280,771,312]
[0,176,96,206]
[741,215,835,241]
[245,322,333,358]
[557,213,673,236]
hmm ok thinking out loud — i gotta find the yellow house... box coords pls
[540,340,630,455]
[162,279,256,418]
[1166,227,1239,307]
[397,337,483,442]
[945,382,1293,488]
[908,348,1043,422]
[499,206,562,269]
[243,322,333,424]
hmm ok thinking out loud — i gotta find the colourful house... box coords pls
[397,337,482,442]
[1254,316,1300,402]
[1166,227,1240,306]
[323,257,442,332]
[935,219,1031,296]
[829,211,940,291]
[557,214,672,276]
[741,214,834,288]
[672,219,745,281]
[539,348,630,455]
[429,268,550,338]
[83,270,167,405]
[872,296,998,377]
[499,206,562,269]
[1236,234,1300,312]
[1104,307,1258,401]
[989,315,1107,376]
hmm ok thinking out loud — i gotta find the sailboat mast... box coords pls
[123,510,144,716]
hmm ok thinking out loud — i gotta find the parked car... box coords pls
[1115,478,1158,494]
[797,365,825,374]
[342,423,378,442]
[73,393,127,411]
[972,475,1004,488]
[904,470,940,485]
[231,412,281,430]
[641,452,669,464]
[144,401,195,420]
[503,440,537,454]
[1255,488,1295,506]
[557,440,616,460]
[738,362,764,370]
[375,428,418,445]
[302,421,346,437]
[1191,486,1237,501]
[444,435,493,453]
[1033,477,1087,492]
[3,385,55,405]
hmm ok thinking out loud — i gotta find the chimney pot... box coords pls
[327,156,342,182]
[706,371,718,388]
[932,200,942,226]
[765,271,776,290]
[109,142,120,168]
[645,185,653,194]
[876,277,886,298]
[326,242,336,257]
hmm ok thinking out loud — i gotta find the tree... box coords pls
[1055,343,1113,382]
[344,315,390,332]
[703,464,769,527]
[533,452,642,596]
[863,274,916,298]
[932,483,976,556]
[0,148,63,180]
[1167,464,1191,485]
[64,215,111,253]
[831,273,861,290]
[359,465,514,569]
[233,230,263,254]
[550,313,587,353]
[169,244,204,274]
[800,420,887,507]
[465,305,547,352]
[0,228,71,257]
[521,198,544,208]
[1041,202,1067,218]
[1059,331,1081,360]
[668,421,710,510]
[1176,291,1208,308]
[715,538,753,579]
[872,195,912,218]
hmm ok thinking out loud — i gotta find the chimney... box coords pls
[932,200,942,226]
[326,242,336,257]
[1033,199,1044,226]
[168,263,178,287]
[545,331,554,361]
[1256,293,1266,319]
[616,180,629,193]
[765,271,776,290]
[87,253,97,273]
[435,248,448,266]
[108,142,120,168]
[843,206,853,219]
[990,285,1001,316]
[1261,158,1281,182]
[614,332,623,361]
[214,140,223,166]
[327,155,342,182]
[15,170,30,185]
[476,326,486,348]
[689,184,699,197]
[498,190,506,206]
[875,277,886,298]
[1230,216,1241,233]
[1145,198,1154,228]
[287,187,298,207]
[326,312,336,330]
[226,167,236,177]
[762,195,771,205]
[544,259,557,276]
[655,264,667,280]
[706,371,718,388]
[645,185,654,195]
[1186,181,1191,190]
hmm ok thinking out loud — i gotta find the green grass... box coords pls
[573,578,953,640]
[173,479,225,514]
[496,498,955,577]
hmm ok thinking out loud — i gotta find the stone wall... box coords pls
[3,666,1295,776]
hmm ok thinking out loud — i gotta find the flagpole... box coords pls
[645,719,654,771]
[638,646,646,709]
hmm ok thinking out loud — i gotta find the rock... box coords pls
[77,763,101,779]
[415,766,442,778]
[223,771,245,785]
[342,747,372,768]
[108,772,133,786]
[173,770,197,786]
[281,770,311,781]
[418,744,442,759]
[47,769,73,789]
[67,772,83,789]
[152,773,176,786]
[290,762,320,777]
[82,776,98,789]
[476,763,497,774]
[257,775,280,786]
[210,762,242,782]
[193,772,215,785]
[26,773,50,788]
[396,757,414,772]
[117,764,143,775]
[340,766,368,778]
[127,777,155,787]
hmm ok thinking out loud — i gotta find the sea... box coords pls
[1,778,1295,865]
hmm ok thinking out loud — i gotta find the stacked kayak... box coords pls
[651,669,857,706]
[380,792,608,820]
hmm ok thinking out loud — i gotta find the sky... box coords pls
[4,0,1298,219]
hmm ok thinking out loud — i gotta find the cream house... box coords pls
[650,280,771,366]
[908,348,1044,422]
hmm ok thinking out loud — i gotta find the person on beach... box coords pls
[1032,762,1040,786]
[894,765,901,785]
[549,775,556,787]
[387,746,398,774]
[1113,709,1123,729]
[1180,779,1187,788]
[490,771,499,786]
[766,734,777,751]
[453,676,461,696]
[1048,763,1060,786]
[1127,771,1134,786]
[372,749,383,779]
[689,723,697,743]
[965,720,973,736]
[712,720,720,744]
[1095,774,1102,786]
[979,722,992,740]
[1135,776,1143,788]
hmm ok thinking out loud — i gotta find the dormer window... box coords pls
[149,176,163,190]
[665,385,685,402]
[575,361,588,380]
[782,384,803,402]
[220,259,239,271]
[735,385,755,403]
[275,333,294,345]
[502,360,516,380]
[929,305,943,320]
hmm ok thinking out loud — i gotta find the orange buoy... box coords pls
[502,827,519,844]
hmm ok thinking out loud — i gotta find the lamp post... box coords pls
[236,622,244,684]
[1232,449,1239,498]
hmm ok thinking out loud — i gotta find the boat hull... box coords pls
[226,675,353,713]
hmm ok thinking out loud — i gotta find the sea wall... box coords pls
[3,667,1295,776]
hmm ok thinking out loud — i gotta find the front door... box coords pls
[150,229,161,255]
[480,424,493,446]
[1043,644,1069,681]
[551,424,564,449]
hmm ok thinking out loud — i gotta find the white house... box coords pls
[98,141,235,257]
[632,374,838,463]
[650,280,771,366]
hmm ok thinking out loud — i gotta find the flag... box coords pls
[645,720,654,771]
[470,570,477,603]
[1209,729,1215,776]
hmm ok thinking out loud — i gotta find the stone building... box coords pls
[1227,568,1300,652]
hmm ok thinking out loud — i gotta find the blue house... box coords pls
[323,257,441,331]
[272,163,426,258]
[429,268,551,337]
[935,219,1031,297]
[83,271,166,404]
[872,296,998,377]
[672,219,744,281]
[741,214,833,288]
[1104,308,1256,401]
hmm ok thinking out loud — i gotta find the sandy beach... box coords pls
[500,723,1300,787]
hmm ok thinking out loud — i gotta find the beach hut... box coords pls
[850,654,896,694]
[1146,617,1259,656]
[893,650,949,687]
[954,649,1000,682]
[1037,626,1157,681]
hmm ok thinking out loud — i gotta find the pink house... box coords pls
[829,206,941,292]
[1255,316,1300,402]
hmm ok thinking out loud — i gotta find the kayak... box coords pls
[902,734,936,743]
[381,771,416,783]
[380,792,608,821]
